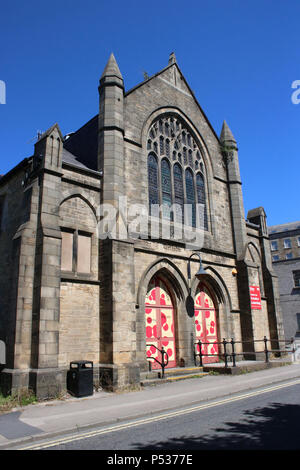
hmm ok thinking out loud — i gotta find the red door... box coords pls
[145,277,176,369]
[194,284,219,364]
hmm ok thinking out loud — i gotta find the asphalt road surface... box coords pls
[18,379,300,451]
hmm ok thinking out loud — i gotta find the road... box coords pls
[16,378,300,451]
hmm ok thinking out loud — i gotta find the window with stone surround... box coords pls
[147,115,209,230]
[293,270,300,288]
[284,238,292,249]
[77,232,91,273]
[271,241,278,251]
[61,229,92,274]
[61,230,74,271]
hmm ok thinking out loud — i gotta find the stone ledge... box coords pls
[203,359,293,375]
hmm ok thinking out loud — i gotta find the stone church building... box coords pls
[0,53,284,398]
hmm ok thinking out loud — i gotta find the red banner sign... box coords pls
[250,285,262,310]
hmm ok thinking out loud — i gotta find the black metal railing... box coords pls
[194,336,296,368]
[146,344,169,378]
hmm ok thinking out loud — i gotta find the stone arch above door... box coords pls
[136,258,190,368]
[190,267,234,341]
[137,258,189,309]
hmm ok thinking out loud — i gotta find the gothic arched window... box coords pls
[174,163,184,224]
[148,153,159,215]
[161,159,172,220]
[147,115,209,230]
[185,168,196,227]
[196,172,208,230]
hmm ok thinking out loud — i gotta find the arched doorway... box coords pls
[194,283,219,364]
[145,276,176,369]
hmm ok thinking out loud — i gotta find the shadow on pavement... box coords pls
[0,411,41,439]
[135,402,300,450]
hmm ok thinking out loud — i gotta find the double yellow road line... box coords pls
[18,378,300,450]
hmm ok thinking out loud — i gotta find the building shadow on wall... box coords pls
[135,402,300,450]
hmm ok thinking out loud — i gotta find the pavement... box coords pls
[1,360,300,450]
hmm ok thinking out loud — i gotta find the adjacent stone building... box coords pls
[0,53,285,398]
[268,222,300,341]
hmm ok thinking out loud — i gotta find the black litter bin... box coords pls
[67,361,93,397]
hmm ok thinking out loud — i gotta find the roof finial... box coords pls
[168,52,177,65]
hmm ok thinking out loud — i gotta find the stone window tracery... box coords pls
[147,115,209,230]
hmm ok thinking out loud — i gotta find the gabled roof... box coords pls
[57,53,224,171]
[37,122,64,141]
[125,54,220,142]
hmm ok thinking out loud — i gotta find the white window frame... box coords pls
[284,238,292,249]
[271,241,278,251]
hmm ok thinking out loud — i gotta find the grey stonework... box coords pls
[268,222,300,342]
[272,259,300,340]
[0,53,284,398]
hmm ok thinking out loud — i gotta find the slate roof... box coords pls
[62,147,92,170]
[63,115,98,171]
[268,221,300,235]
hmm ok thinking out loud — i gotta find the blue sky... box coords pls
[0,0,299,226]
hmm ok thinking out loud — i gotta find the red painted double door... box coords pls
[145,278,219,368]
[194,284,219,363]
[145,277,176,369]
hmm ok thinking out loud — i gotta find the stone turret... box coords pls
[220,120,247,260]
[98,52,125,207]
[97,54,138,390]
[247,207,285,346]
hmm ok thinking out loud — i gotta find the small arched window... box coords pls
[183,147,187,165]
[160,136,164,155]
[148,154,159,215]
[166,139,170,158]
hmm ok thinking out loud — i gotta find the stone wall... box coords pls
[58,190,100,369]
[273,259,300,339]
[59,282,99,366]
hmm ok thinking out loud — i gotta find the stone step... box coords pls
[141,366,204,381]
[141,371,209,387]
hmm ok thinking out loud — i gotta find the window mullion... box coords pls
[73,230,78,273]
